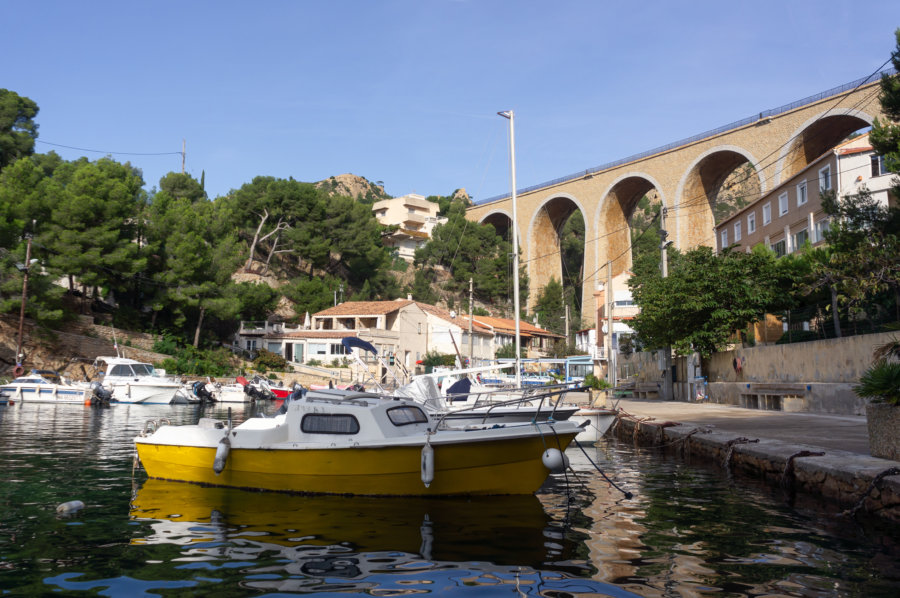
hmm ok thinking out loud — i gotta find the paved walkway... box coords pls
[568,392,871,456]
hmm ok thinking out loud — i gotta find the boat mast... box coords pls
[498,110,522,387]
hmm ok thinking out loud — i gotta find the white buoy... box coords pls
[541,448,569,473]
[56,500,85,514]
[213,435,231,474]
[420,441,434,488]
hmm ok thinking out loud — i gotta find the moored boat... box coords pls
[134,389,582,496]
[571,406,618,443]
[0,370,106,405]
[94,356,182,404]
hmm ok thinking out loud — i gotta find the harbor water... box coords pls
[0,401,898,597]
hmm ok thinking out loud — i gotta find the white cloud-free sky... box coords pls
[6,1,900,203]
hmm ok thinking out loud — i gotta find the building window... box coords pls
[796,180,808,206]
[720,229,728,248]
[247,339,258,351]
[771,239,786,257]
[734,221,742,242]
[778,192,789,216]
[762,202,772,225]
[871,155,887,177]
[793,228,809,251]
[747,212,756,234]
[819,165,832,191]
[814,218,829,243]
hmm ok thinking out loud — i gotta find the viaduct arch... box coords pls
[466,74,887,327]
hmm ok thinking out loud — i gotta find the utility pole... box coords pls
[562,285,569,346]
[15,229,34,368]
[659,206,673,400]
[181,139,186,174]
[468,277,474,366]
[606,260,615,389]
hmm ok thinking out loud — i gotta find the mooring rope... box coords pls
[572,439,633,499]
[841,466,900,518]
[780,450,826,489]
[723,437,760,469]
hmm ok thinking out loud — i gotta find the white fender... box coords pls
[56,500,85,514]
[421,441,434,488]
[213,435,231,474]
[541,448,569,473]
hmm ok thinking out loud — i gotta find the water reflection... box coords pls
[129,478,625,595]
[1,401,898,596]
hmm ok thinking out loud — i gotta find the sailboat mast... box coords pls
[499,110,522,387]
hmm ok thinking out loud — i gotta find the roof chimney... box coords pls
[407,293,412,300]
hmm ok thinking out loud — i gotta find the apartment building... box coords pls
[372,194,447,261]
[716,132,894,256]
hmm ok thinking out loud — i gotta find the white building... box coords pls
[372,194,447,261]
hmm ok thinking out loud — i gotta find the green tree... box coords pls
[0,89,39,172]
[870,27,900,198]
[416,199,527,307]
[534,277,565,335]
[629,246,781,356]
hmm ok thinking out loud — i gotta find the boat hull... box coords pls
[571,408,617,443]
[136,431,577,496]
[0,385,91,404]
[108,383,180,404]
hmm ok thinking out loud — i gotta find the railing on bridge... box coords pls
[475,68,895,206]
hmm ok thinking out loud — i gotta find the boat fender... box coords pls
[13,365,24,377]
[213,435,231,475]
[56,500,85,514]
[541,448,569,473]
[420,441,434,488]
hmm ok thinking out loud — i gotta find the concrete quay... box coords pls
[568,392,900,522]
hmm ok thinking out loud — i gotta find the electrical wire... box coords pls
[36,140,183,157]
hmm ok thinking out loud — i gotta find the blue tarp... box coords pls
[341,337,377,355]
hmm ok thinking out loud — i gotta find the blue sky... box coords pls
[6,1,900,203]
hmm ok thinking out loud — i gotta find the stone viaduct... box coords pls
[466,73,890,327]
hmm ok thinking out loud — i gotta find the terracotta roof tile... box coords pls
[314,300,415,317]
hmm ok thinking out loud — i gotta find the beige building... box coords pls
[594,271,639,380]
[372,194,447,261]
[468,315,563,358]
[715,132,895,256]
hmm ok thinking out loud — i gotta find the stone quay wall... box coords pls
[608,415,900,523]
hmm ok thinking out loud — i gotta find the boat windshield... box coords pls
[131,364,155,376]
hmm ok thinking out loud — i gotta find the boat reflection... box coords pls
[130,478,602,593]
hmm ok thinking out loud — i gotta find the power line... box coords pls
[36,139,183,157]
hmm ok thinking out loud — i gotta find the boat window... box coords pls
[300,414,360,434]
[131,364,154,376]
[387,406,428,426]
[109,364,134,376]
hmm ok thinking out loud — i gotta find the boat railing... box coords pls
[433,386,582,429]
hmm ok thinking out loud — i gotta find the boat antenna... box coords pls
[498,110,522,387]
[112,327,121,358]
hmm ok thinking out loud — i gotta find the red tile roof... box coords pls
[314,300,415,317]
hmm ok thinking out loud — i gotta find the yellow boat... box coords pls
[134,389,582,496]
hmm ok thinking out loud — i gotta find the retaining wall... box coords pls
[617,331,896,415]
[608,415,900,522]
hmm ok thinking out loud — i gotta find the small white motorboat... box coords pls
[94,356,182,404]
[0,370,105,405]
[135,388,584,496]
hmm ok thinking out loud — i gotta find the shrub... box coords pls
[855,360,900,406]
[253,349,288,373]
[583,373,612,390]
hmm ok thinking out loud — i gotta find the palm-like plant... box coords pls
[855,359,900,405]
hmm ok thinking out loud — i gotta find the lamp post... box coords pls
[15,231,35,368]
[498,109,522,388]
